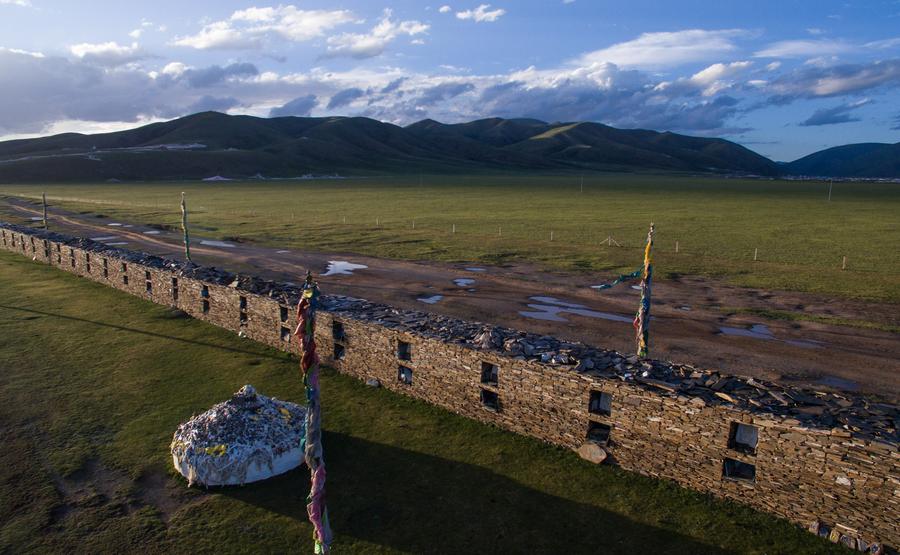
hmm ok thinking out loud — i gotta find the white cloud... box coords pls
[325,9,428,59]
[0,0,32,6]
[806,28,825,35]
[765,61,781,71]
[68,41,145,67]
[129,29,143,39]
[563,0,576,3]
[0,46,44,58]
[575,29,750,69]
[754,39,854,58]
[172,5,356,50]
[439,5,451,13]
[456,4,505,23]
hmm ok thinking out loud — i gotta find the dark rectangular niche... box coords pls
[728,422,759,455]
[334,343,346,360]
[722,458,756,483]
[589,391,612,416]
[397,340,411,361]
[172,278,179,301]
[332,320,345,341]
[239,296,247,310]
[398,365,413,385]
[280,306,289,322]
[202,300,210,314]
[480,362,499,385]
[281,327,291,342]
[587,421,611,445]
[480,388,500,412]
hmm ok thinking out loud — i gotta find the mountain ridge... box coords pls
[0,111,896,181]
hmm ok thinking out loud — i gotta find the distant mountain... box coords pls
[0,111,786,182]
[783,142,900,178]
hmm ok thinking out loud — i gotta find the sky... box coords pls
[1,0,899,160]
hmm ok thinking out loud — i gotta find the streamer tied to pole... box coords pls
[634,224,654,358]
[592,223,655,358]
[295,271,333,554]
[180,192,191,262]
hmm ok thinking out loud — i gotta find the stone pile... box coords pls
[171,385,306,486]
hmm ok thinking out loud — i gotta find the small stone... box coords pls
[365,378,381,388]
[576,442,607,464]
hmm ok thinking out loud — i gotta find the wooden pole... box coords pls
[828,179,833,202]
[180,192,191,262]
[753,248,758,261]
[675,240,679,254]
[842,256,847,270]
[452,224,456,234]
[550,230,554,241]
[41,192,48,230]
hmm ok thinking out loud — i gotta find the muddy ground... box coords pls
[5,197,899,401]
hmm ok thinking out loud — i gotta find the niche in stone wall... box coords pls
[172,278,179,301]
[480,362,499,385]
[589,391,613,416]
[280,306,289,322]
[332,320,345,341]
[145,271,152,294]
[334,343,346,360]
[102,258,109,278]
[727,422,758,455]
[121,263,128,284]
[85,253,91,273]
[587,421,611,445]
[280,326,291,342]
[397,340,411,361]
[398,365,413,385]
[480,388,500,412]
[722,458,756,483]
[201,285,210,313]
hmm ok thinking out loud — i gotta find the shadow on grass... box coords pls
[222,431,735,554]
[0,304,285,360]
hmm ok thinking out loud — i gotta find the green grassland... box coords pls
[0,250,846,553]
[2,174,899,302]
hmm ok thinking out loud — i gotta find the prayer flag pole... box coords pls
[180,192,192,262]
[295,271,333,554]
[633,223,654,358]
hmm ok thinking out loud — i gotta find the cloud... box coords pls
[327,87,365,109]
[456,4,505,23]
[68,41,146,67]
[438,5,451,13]
[754,39,854,58]
[892,114,900,130]
[799,99,871,126]
[269,94,318,117]
[186,95,241,114]
[380,78,405,94]
[172,5,356,50]
[575,29,750,69]
[129,29,143,39]
[418,82,474,105]
[325,9,428,59]
[180,62,259,88]
[768,59,900,98]
[0,0,31,6]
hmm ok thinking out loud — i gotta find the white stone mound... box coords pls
[171,385,306,487]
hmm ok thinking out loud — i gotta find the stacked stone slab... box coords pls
[2,222,897,550]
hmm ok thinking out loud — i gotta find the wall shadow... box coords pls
[222,431,737,554]
[0,304,285,360]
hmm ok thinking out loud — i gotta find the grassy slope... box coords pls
[0,251,846,554]
[2,174,899,302]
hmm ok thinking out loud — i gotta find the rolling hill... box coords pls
[1,110,882,182]
[783,142,900,178]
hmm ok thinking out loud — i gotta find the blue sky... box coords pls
[1,0,899,160]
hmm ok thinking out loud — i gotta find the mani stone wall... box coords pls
[2,222,898,551]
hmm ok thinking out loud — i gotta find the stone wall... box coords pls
[2,223,897,551]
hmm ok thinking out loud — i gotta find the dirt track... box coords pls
[5,197,899,401]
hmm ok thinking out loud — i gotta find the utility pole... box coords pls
[181,192,192,262]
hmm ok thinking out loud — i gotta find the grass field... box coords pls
[0,250,847,554]
[2,174,899,302]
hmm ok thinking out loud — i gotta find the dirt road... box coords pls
[5,197,898,400]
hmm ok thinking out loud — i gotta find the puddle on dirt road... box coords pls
[107,223,123,226]
[718,324,824,349]
[143,230,161,235]
[323,261,368,276]
[276,250,290,254]
[91,236,119,241]
[29,216,43,221]
[417,295,444,305]
[106,242,128,246]
[199,240,236,248]
[453,278,475,287]
[816,376,860,391]
[520,296,633,323]
[465,267,486,272]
